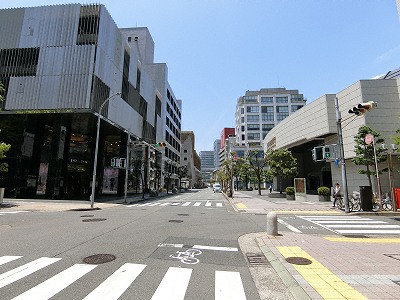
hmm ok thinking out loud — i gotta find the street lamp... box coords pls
[90,92,121,208]
[381,143,397,211]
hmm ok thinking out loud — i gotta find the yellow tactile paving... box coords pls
[325,237,400,243]
[235,203,247,209]
[276,246,367,300]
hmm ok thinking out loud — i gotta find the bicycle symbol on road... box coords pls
[169,248,202,264]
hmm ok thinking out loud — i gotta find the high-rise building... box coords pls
[213,139,221,168]
[0,4,180,200]
[235,88,306,149]
[199,151,214,183]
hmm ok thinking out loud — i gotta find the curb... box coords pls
[256,235,311,300]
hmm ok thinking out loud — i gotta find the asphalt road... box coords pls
[0,188,278,300]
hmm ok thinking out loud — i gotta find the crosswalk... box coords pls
[0,255,247,300]
[127,201,224,208]
[299,215,400,235]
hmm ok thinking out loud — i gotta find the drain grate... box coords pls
[81,215,94,218]
[84,254,116,264]
[286,256,312,265]
[177,214,189,216]
[245,253,269,265]
[169,220,183,223]
[82,218,107,222]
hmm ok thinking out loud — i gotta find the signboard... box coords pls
[294,178,306,195]
[365,134,374,145]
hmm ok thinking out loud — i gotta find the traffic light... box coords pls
[323,145,331,159]
[312,146,324,161]
[155,142,166,147]
[348,101,377,115]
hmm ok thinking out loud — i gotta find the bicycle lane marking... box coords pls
[276,246,368,300]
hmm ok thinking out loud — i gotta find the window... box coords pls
[241,117,245,123]
[276,97,288,103]
[261,106,274,121]
[184,149,187,153]
[247,124,260,131]
[246,106,259,113]
[247,115,259,122]
[242,134,245,140]
[241,126,245,131]
[291,95,304,103]
[184,157,187,161]
[262,124,274,131]
[128,37,132,42]
[291,105,303,112]
[247,133,260,140]
[243,95,258,103]
[276,106,289,121]
[261,96,273,103]
[241,108,244,114]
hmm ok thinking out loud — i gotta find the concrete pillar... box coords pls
[266,211,278,236]
[0,188,4,205]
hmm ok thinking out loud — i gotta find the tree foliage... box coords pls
[266,148,298,193]
[177,165,188,191]
[0,143,11,173]
[351,125,386,187]
[245,150,268,195]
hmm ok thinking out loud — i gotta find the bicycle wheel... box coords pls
[372,202,380,212]
[336,197,344,210]
[382,201,392,211]
[351,198,361,212]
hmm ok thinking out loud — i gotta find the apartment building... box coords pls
[0,4,180,200]
[199,151,214,183]
[235,88,306,149]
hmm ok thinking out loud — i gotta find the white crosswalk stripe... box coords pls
[0,211,28,216]
[126,201,224,208]
[0,256,247,299]
[299,215,400,235]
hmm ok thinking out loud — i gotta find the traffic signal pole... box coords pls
[335,97,350,213]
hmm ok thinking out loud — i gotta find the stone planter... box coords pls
[319,195,331,202]
[286,194,295,200]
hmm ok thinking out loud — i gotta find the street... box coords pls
[0,189,271,300]
[2,189,400,299]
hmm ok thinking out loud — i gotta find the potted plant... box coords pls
[285,186,295,200]
[317,186,331,202]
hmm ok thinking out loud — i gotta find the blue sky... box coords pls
[2,1,400,152]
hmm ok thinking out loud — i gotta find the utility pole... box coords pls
[335,97,350,213]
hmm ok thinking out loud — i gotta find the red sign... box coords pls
[365,134,374,145]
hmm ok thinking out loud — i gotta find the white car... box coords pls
[213,183,221,193]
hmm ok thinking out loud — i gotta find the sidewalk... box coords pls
[0,190,175,212]
[231,190,400,300]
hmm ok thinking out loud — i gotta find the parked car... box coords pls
[213,183,221,193]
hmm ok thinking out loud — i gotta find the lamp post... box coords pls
[90,92,121,208]
[381,143,397,211]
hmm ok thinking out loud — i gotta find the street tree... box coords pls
[0,81,11,180]
[163,161,175,194]
[130,150,145,198]
[235,157,250,190]
[266,148,298,193]
[351,125,386,188]
[245,150,268,195]
[220,153,236,197]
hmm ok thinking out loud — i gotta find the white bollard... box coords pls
[266,211,278,236]
[0,188,4,205]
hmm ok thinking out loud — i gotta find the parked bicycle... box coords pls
[372,192,392,211]
[335,191,360,212]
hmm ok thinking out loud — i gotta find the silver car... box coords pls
[213,183,221,193]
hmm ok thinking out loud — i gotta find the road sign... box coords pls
[365,134,374,145]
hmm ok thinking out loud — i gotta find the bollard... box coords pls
[266,211,278,236]
[0,188,4,205]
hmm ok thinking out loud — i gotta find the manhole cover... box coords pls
[83,254,116,264]
[286,257,312,265]
[246,253,269,265]
[81,215,94,218]
[169,220,183,223]
[82,218,107,222]
[177,214,189,216]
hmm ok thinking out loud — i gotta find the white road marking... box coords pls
[205,202,212,207]
[215,271,247,300]
[216,203,223,207]
[0,256,22,266]
[337,230,400,234]
[151,267,192,300]
[193,202,201,206]
[278,219,302,233]
[0,257,62,289]
[193,245,238,252]
[148,203,160,206]
[159,202,170,206]
[158,243,185,248]
[181,202,191,206]
[13,264,97,300]
[0,211,29,214]
[328,224,400,229]
[83,263,146,300]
